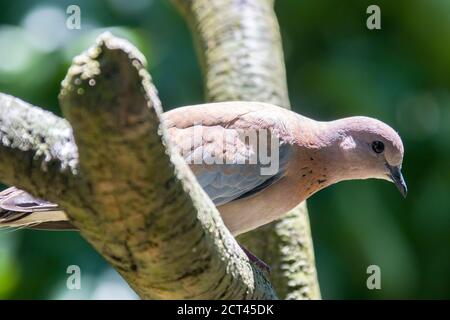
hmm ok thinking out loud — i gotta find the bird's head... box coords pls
[330,116,407,197]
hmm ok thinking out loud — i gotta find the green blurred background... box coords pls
[0,0,449,299]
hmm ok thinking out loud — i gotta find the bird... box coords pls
[0,101,407,236]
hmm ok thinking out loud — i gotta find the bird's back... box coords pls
[164,102,300,206]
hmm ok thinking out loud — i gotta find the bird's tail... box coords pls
[0,187,75,230]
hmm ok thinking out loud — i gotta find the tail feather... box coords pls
[0,187,75,230]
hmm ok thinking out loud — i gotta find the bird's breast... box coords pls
[217,147,333,235]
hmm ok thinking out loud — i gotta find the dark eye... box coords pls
[372,141,385,154]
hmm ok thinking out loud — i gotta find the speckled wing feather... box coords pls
[164,102,297,206]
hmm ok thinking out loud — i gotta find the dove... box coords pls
[0,102,407,236]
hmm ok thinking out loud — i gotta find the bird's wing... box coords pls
[0,187,57,213]
[164,102,295,206]
[0,187,72,229]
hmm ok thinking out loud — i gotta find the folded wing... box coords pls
[164,102,294,206]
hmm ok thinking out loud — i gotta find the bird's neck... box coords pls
[287,118,365,198]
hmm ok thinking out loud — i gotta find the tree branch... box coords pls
[172,0,321,299]
[0,33,276,299]
[0,93,78,200]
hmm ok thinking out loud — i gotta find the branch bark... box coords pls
[0,94,78,201]
[0,33,276,299]
[172,0,321,299]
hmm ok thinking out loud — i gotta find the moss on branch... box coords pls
[0,93,78,200]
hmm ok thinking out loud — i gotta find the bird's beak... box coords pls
[386,164,407,198]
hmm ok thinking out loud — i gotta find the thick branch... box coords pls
[0,34,276,299]
[0,93,78,200]
[173,0,321,299]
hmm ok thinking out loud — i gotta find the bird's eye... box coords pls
[372,141,385,154]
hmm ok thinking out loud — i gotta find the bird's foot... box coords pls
[239,244,271,274]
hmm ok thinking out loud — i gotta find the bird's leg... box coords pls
[239,244,271,274]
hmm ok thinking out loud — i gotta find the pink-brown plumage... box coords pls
[0,101,406,235]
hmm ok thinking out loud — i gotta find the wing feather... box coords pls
[164,103,295,206]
